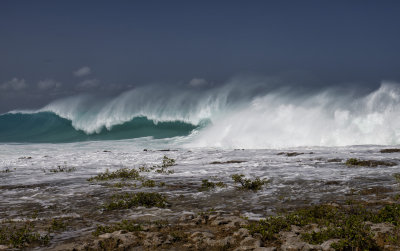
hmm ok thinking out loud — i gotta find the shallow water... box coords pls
[1,140,400,244]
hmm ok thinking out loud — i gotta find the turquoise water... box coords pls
[0,112,198,143]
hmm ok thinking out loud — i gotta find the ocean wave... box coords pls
[0,112,198,143]
[3,79,400,147]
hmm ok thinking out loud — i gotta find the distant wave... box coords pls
[2,79,400,147]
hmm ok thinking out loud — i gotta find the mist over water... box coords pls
[2,79,400,148]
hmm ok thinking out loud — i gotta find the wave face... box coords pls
[0,112,197,143]
[3,79,400,147]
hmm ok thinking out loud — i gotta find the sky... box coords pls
[1,0,400,113]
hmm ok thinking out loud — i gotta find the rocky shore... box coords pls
[2,147,400,250]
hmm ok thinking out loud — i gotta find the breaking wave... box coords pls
[2,79,400,148]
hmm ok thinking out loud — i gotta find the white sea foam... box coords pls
[189,82,400,148]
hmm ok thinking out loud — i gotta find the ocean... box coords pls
[1,82,400,249]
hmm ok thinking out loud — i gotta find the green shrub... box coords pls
[93,220,142,236]
[0,222,50,248]
[103,192,168,210]
[231,174,268,191]
[88,168,141,181]
[142,179,156,187]
[248,203,400,250]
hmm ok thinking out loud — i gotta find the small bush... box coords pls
[394,173,400,183]
[103,192,168,210]
[88,168,141,181]
[142,179,156,187]
[200,179,226,191]
[0,222,50,248]
[49,218,66,231]
[49,165,76,173]
[93,220,142,236]
[231,174,268,191]
[162,156,176,167]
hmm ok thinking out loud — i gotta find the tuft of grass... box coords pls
[0,222,50,248]
[103,192,168,210]
[200,179,227,191]
[0,167,12,173]
[49,165,76,173]
[93,220,142,236]
[142,179,156,187]
[394,173,400,183]
[231,174,268,191]
[49,218,67,231]
[162,156,176,167]
[170,231,189,242]
[88,168,141,181]
[345,158,396,167]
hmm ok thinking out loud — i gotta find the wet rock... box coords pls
[320,239,339,251]
[190,231,215,242]
[143,232,164,247]
[380,149,400,153]
[239,236,261,247]
[280,231,318,251]
[277,152,304,157]
[371,222,395,247]
[345,158,396,167]
[233,228,250,238]
[206,236,235,247]
[179,213,195,221]
[210,160,246,164]
[98,233,113,239]
[210,215,247,228]
[327,158,342,162]
[254,248,277,251]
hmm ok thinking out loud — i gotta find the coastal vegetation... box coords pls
[0,221,50,248]
[199,179,227,191]
[231,174,269,191]
[87,168,141,181]
[103,192,168,210]
[49,165,76,173]
[248,203,400,250]
[93,220,142,236]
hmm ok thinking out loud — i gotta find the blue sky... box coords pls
[1,1,400,112]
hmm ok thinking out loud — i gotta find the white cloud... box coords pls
[37,79,62,90]
[0,78,27,91]
[73,66,91,77]
[189,78,208,87]
[77,79,99,89]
